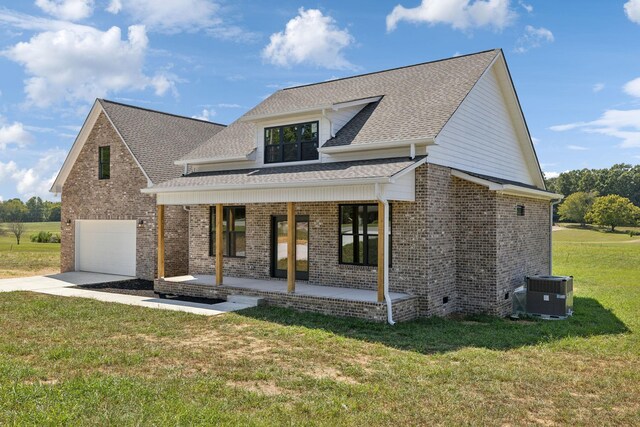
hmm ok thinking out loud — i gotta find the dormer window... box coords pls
[264,121,319,164]
[98,146,110,179]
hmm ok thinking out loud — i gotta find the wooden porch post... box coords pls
[287,202,296,293]
[377,201,384,302]
[157,204,165,279]
[216,204,223,285]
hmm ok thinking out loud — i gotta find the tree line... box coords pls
[545,163,640,206]
[0,197,61,223]
[546,164,640,232]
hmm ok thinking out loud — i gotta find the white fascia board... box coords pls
[319,137,436,154]
[141,176,390,194]
[175,152,254,166]
[239,104,333,122]
[389,156,427,182]
[331,96,383,111]
[238,96,382,123]
[497,185,564,201]
[451,170,563,200]
[49,100,103,194]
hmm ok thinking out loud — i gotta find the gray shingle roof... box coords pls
[151,156,425,190]
[180,49,499,162]
[99,99,226,183]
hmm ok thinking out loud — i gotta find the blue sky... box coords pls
[1,0,639,201]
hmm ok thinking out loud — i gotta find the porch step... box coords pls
[226,294,264,307]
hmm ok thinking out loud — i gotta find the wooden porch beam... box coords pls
[157,204,165,279]
[287,202,296,293]
[377,201,384,303]
[216,203,223,285]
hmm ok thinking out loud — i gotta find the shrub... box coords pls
[49,234,61,243]
[30,231,53,243]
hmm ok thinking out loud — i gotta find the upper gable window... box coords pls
[264,121,319,164]
[98,146,110,179]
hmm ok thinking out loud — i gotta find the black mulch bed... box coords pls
[74,279,224,304]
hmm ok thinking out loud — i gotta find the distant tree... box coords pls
[10,222,25,245]
[26,196,44,222]
[48,203,61,221]
[1,199,28,222]
[558,192,596,226]
[585,195,640,232]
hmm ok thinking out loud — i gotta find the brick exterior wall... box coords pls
[179,163,551,320]
[61,112,188,280]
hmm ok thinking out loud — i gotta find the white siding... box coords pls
[328,104,365,135]
[427,67,534,185]
[384,172,415,200]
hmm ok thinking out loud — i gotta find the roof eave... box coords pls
[175,152,255,166]
[319,138,435,154]
[141,176,391,194]
[451,170,563,200]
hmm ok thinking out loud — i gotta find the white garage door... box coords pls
[75,220,136,276]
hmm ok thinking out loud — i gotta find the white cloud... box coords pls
[0,122,34,150]
[3,24,176,107]
[567,145,589,151]
[216,103,242,109]
[386,0,516,32]
[551,109,640,148]
[192,109,216,121]
[35,0,94,21]
[106,0,122,14]
[593,83,605,93]
[624,0,640,24]
[623,77,640,97]
[106,0,220,34]
[0,149,66,200]
[531,136,540,144]
[544,171,559,179]
[514,25,554,53]
[519,1,533,13]
[262,8,355,70]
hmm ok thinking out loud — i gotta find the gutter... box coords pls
[375,183,395,325]
[141,176,391,194]
[175,152,255,166]
[319,137,435,154]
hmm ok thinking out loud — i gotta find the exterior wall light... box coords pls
[138,219,145,227]
[66,219,71,226]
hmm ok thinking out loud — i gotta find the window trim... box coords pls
[209,206,246,258]
[264,120,319,164]
[98,146,110,180]
[338,203,392,267]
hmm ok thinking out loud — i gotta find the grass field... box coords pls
[0,222,60,278]
[0,227,638,425]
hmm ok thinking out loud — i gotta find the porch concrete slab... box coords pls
[34,287,253,316]
[164,275,411,302]
[0,272,134,292]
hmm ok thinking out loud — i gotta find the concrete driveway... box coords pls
[0,272,257,316]
[0,271,133,292]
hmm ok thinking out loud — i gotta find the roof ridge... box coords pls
[281,48,501,92]
[98,99,227,127]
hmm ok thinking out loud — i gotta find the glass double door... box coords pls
[271,215,309,280]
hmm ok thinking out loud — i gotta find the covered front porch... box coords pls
[155,275,418,322]
[146,156,427,322]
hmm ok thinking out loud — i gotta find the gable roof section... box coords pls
[179,49,500,163]
[50,99,225,193]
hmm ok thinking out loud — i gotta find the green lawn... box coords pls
[0,227,638,425]
[0,222,60,278]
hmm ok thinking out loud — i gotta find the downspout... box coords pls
[375,183,395,325]
[322,109,335,138]
[549,199,561,274]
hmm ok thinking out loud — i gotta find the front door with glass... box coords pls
[271,215,309,280]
